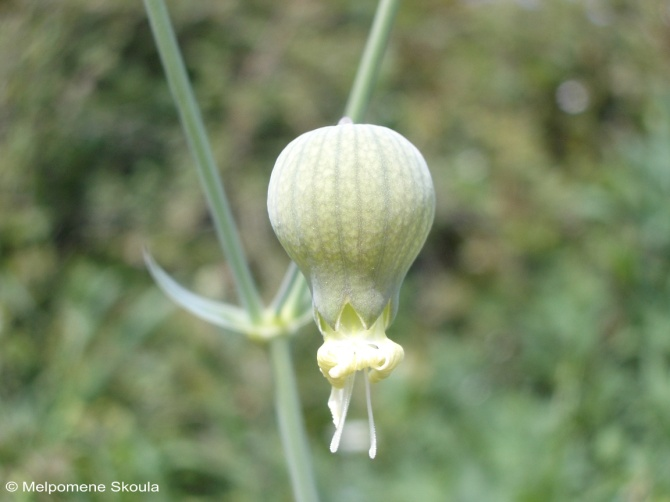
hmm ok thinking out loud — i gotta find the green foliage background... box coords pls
[2,0,670,500]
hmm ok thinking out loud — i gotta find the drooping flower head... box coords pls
[267,120,435,457]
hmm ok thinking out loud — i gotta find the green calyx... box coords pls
[267,122,435,332]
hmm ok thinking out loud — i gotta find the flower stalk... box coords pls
[345,0,400,123]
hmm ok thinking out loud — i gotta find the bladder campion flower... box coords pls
[267,119,435,457]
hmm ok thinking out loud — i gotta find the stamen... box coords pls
[365,368,377,459]
[329,372,356,453]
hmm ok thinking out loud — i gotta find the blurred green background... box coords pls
[2,0,670,500]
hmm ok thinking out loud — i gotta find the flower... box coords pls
[267,120,435,457]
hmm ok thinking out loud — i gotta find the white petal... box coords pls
[329,373,356,453]
[365,369,377,459]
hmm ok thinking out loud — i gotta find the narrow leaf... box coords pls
[143,248,252,334]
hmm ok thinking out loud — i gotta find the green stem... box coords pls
[270,262,308,314]
[144,0,264,322]
[270,337,320,502]
[344,0,400,123]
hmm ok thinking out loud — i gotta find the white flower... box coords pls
[268,121,435,457]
